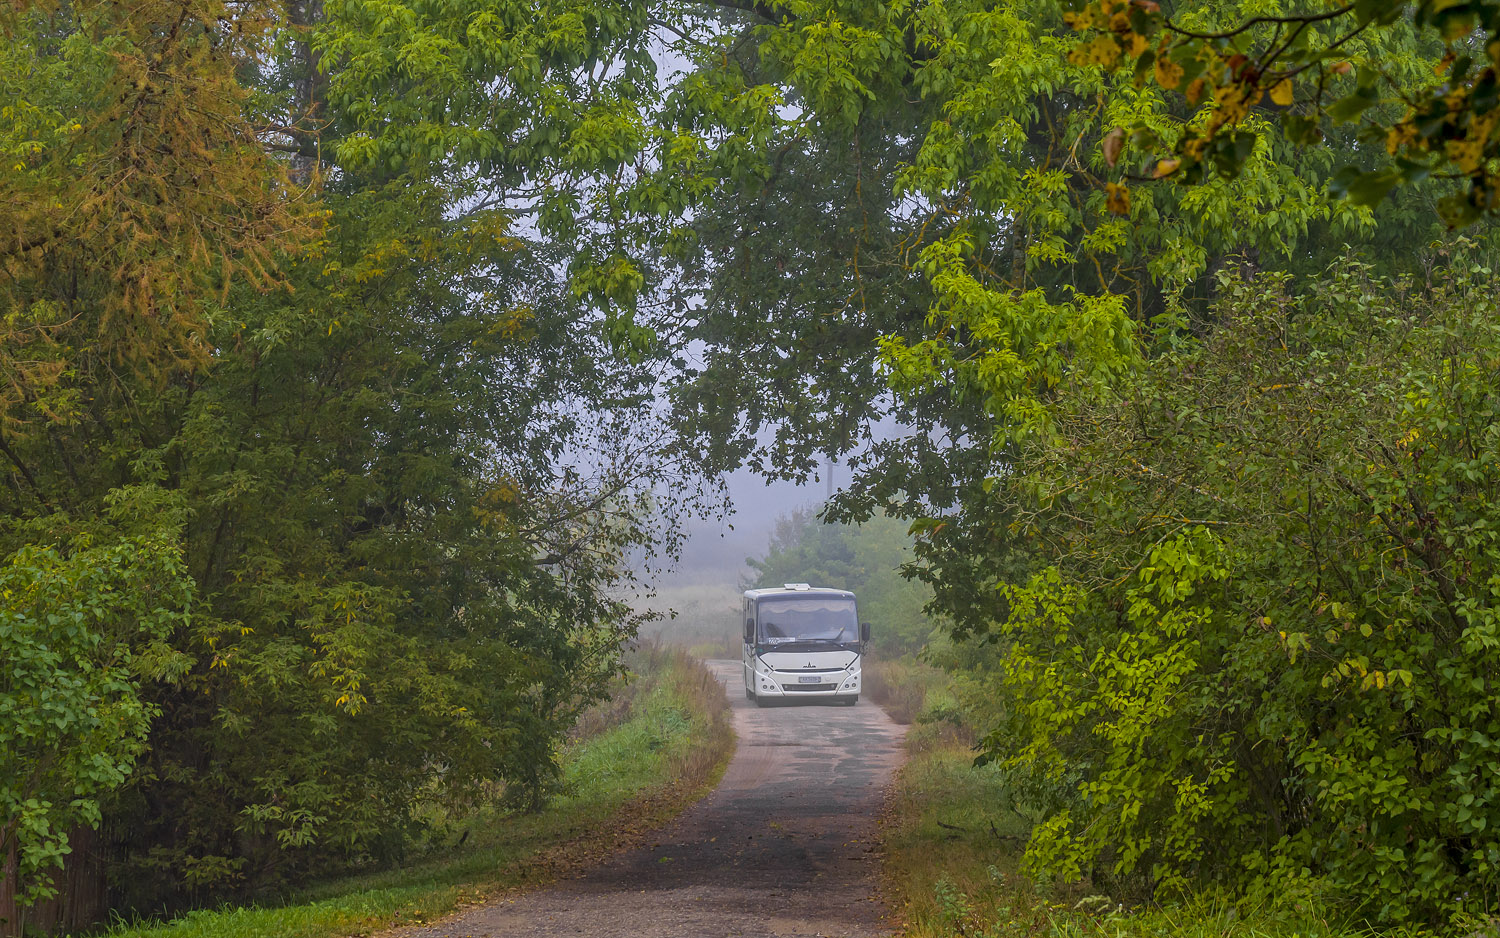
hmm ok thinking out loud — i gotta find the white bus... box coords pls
[742,583,869,706]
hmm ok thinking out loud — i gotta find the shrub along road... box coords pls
[398,659,907,938]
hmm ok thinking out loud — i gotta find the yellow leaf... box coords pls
[1063,9,1092,29]
[1447,137,1484,174]
[1386,122,1418,155]
[1155,57,1184,90]
[1102,126,1126,167]
[1269,79,1294,107]
[1070,33,1124,68]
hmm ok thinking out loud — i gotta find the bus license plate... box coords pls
[798,675,821,683]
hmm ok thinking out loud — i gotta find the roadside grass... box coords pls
[875,657,1433,938]
[865,657,951,727]
[99,645,732,938]
[884,733,1030,933]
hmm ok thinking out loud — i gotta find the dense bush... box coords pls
[0,489,193,910]
[943,256,1500,921]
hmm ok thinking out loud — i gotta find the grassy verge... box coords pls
[101,645,732,938]
[872,657,1431,938]
[864,656,951,727]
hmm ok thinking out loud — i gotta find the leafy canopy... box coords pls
[1067,0,1500,225]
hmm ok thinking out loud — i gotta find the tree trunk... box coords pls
[0,825,108,937]
[1,834,19,938]
[287,0,327,186]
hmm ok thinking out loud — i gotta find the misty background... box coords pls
[633,458,849,651]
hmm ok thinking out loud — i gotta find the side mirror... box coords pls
[744,618,755,643]
[860,621,871,644]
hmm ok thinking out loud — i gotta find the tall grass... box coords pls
[864,657,950,727]
[98,647,731,938]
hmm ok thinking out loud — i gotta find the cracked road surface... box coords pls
[404,658,907,938]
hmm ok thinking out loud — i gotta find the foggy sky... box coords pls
[670,461,839,587]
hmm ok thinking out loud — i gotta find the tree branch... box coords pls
[1165,3,1356,42]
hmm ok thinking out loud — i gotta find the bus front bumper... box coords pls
[751,667,861,698]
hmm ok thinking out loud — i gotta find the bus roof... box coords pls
[742,586,854,600]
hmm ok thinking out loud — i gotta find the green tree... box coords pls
[13,0,1499,924]
[0,488,193,915]
[2,0,705,913]
[629,0,1461,451]
[626,1,1500,922]
[72,175,685,908]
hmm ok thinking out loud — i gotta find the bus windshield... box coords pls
[756,596,859,645]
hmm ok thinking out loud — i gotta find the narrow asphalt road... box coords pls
[405,658,907,938]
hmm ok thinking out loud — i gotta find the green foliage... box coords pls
[610,0,1481,556]
[945,253,1500,920]
[749,509,933,656]
[88,176,675,907]
[1068,0,1500,225]
[11,0,1500,930]
[635,6,1500,924]
[636,0,1464,466]
[658,68,943,481]
[0,488,193,907]
[886,682,1438,938]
